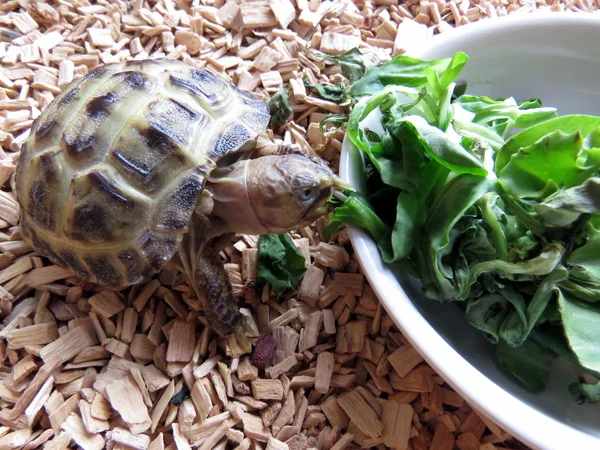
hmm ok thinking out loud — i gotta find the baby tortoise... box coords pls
[15,59,346,336]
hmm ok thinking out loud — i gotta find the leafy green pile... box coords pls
[325,50,600,402]
[257,234,306,294]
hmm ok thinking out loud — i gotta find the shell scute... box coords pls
[59,249,90,279]
[145,96,202,147]
[65,168,148,243]
[170,68,231,110]
[25,149,64,229]
[109,118,199,195]
[213,122,252,158]
[84,254,124,287]
[152,171,204,232]
[61,70,154,167]
[240,110,271,134]
[137,230,179,271]
[24,219,66,266]
[118,248,152,285]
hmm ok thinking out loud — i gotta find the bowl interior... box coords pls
[341,13,600,450]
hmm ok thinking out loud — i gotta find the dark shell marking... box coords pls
[170,68,230,109]
[61,70,152,164]
[137,230,179,271]
[152,172,204,232]
[65,168,147,243]
[213,123,251,158]
[60,250,91,279]
[25,150,63,229]
[145,97,201,147]
[17,59,270,289]
[84,255,124,287]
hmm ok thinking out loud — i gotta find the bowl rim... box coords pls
[340,12,600,450]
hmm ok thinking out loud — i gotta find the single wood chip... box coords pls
[141,365,170,393]
[430,422,456,450]
[0,428,31,450]
[90,393,111,421]
[269,0,296,28]
[166,319,195,363]
[197,418,239,450]
[251,379,284,400]
[335,321,367,354]
[79,399,110,433]
[48,393,80,434]
[194,355,222,379]
[330,432,354,450]
[191,378,213,422]
[381,400,413,449]
[44,431,72,450]
[272,390,295,435]
[151,380,175,434]
[266,437,289,450]
[61,413,105,450]
[111,427,151,449]
[298,311,322,352]
[105,375,151,432]
[241,412,271,442]
[315,351,335,394]
[6,322,58,349]
[388,345,424,377]
[89,291,125,319]
[24,374,53,426]
[237,356,259,381]
[40,325,98,364]
[297,265,324,307]
[336,391,384,439]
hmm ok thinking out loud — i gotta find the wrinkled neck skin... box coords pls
[206,159,284,236]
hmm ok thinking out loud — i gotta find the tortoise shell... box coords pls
[16,59,270,288]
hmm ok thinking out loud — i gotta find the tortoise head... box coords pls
[207,154,347,235]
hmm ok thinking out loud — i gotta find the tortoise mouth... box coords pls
[307,184,335,220]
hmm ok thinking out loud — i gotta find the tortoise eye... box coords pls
[300,189,312,201]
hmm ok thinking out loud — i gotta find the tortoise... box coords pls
[15,59,345,336]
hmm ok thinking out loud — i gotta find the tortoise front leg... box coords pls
[194,245,243,336]
[177,213,243,336]
[251,132,305,158]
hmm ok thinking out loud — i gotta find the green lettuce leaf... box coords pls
[569,379,600,404]
[499,267,568,347]
[498,130,600,199]
[496,337,556,393]
[349,52,468,99]
[310,47,375,83]
[557,290,600,373]
[305,82,347,103]
[392,116,488,177]
[418,174,496,300]
[257,234,306,294]
[454,95,557,137]
[471,243,564,280]
[496,115,600,172]
[266,88,292,126]
[535,177,600,228]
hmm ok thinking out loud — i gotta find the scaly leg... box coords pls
[194,245,242,336]
[177,213,243,336]
[251,132,305,158]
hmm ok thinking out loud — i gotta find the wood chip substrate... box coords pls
[1,1,597,449]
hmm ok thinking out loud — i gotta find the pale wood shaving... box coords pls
[61,413,105,450]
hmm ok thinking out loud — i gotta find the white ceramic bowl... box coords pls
[340,12,600,450]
